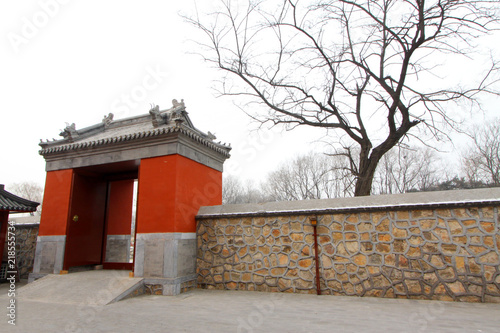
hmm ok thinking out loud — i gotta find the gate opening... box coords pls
[63,161,139,271]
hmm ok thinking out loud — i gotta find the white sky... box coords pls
[0,0,325,189]
[0,1,498,190]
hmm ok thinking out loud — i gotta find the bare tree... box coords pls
[263,152,354,200]
[461,118,500,186]
[7,182,44,215]
[373,146,441,194]
[188,0,500,196]
[223,175,245,204]
[223,175,268,203]
[241,179,269,203]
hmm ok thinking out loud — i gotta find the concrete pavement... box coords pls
[1,280,499,332]
[17,270,143,306]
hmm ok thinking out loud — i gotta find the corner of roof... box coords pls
[0,184,40,212]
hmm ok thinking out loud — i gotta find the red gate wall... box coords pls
[136,154,222,233]
[38,169,74,237]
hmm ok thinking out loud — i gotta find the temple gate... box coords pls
[31,100,230,295]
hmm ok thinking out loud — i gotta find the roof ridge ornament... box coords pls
[149,104,167,128]
[102,113,114,127]
[172,99,185,109]
[59,123,79,142]
[170,99,186,127]
[207,131,217,141]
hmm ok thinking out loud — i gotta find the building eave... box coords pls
[0,185,39,213]
[40,124,231,159]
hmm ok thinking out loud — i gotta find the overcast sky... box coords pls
[1,0,326,189]
[1,1,498,190]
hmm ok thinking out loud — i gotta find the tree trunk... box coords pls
[354,167,376,196]
[354,153,381,196]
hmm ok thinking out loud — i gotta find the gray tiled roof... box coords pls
[38,100,231,157]
[0,185,39,212]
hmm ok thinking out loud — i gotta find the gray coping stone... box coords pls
[197,187,500,218]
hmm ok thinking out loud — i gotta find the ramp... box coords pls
[17,270,144,305]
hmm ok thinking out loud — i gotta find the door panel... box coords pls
[63,173,107,269]
[103,179,135,270]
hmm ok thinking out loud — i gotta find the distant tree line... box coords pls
[223,119,500,204]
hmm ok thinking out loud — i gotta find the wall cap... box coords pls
[197,187,500,219]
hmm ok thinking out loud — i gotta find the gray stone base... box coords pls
[134,232,196,295]
[32,235,66,275]
[134,232,196,277]
[105,234,131,263]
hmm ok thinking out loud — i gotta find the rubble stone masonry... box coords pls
[196,195,500,302]
[12,224,39,279]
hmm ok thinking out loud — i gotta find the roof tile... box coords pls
[0,185,39,212]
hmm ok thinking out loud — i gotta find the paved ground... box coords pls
[1,279,499,332]
[16,270,143,305]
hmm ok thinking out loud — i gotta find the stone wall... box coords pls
[196,189,500,302]
[15,224,39,279]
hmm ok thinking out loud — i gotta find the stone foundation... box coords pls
[180,279,197,293]
[143,275,197,295]
[196,190,500,303]
[145,284,164,295]
[31,235,66,277]
[134,232,197,295]
[105,234,131,263]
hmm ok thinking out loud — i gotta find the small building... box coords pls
[0,184,39,279]
[31,100,230,294]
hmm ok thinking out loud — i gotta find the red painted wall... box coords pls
[136,155,177,233]
[39,169,74,236]
[137,154,222,233]
[175,156,222,232]
[63,173,107,269]
[0,211,8,262]
[105,179,134,235]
